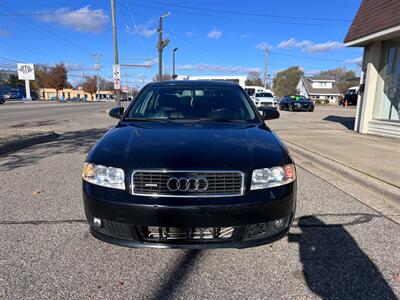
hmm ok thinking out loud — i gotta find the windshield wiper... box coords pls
[197,118,247,123]
[124,118,174,122]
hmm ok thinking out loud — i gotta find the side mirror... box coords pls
[109,107,124,119]
[261,107,280,120]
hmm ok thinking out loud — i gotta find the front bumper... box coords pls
[293,103,314,110]
[83,182,296,249]
[257,102,277,108]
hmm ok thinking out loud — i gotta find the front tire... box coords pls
[289,104,294,112]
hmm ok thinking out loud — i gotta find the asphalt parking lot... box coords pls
[0,103,399,299]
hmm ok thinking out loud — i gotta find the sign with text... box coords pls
[121,86,128,92]
[17,63,35,80]
[114,79,121,90]
[112,64,120,80]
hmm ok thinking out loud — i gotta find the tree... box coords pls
[245,71,264,87]
[7,74,24,87]
[99,77,114,91]
[272,66,304,97]
[153,72,172,81]
[34,65,52,88]
[316,67,358,95]
[131,88,138,97]
[82,76,97,99]
[48,63,68,98]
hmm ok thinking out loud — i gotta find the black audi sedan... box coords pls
[82,81,296,249]
[279,95,314,112]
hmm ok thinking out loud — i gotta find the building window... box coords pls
[373,38,400,121]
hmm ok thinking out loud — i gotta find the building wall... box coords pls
[355,39,400,138]
[38,88,114,101]
[297,79,309,98]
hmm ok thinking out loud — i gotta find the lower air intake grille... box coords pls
[138,226,236,242]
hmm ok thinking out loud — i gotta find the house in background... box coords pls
[344,0,400,139]
[297,76,341,104]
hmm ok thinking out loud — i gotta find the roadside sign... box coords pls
[112,64,120,80]
[17,63,35,80]
[114,79,121,90]
[121,86,128,92]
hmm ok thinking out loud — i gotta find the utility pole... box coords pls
[264,48,268,89]
[157,12,170,81]
[111,0,121,106]
[92,52,102,101]
[172,48,178,80]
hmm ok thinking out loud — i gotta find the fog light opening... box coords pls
[274,218,285,229]
[93,217,102,228]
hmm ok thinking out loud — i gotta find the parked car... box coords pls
[279,95,315,112]
[3,92,18,99]
[342,86,359,106]
[254,92,277,109]
[82,81,297,249]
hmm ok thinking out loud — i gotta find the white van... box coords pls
[244,86,268,101]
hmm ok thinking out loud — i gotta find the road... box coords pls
[0,103,399,299]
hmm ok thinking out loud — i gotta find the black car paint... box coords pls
[83,81,296,248]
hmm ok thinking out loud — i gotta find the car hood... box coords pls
[87,122,286,172]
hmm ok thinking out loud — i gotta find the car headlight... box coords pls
[82,163,125,190]
[251,164,296,190]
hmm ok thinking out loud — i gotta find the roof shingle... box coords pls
[344,0,400,43]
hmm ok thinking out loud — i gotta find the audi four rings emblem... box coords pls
[167,177,209,192]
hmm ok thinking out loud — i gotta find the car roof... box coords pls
[146,80,239,87]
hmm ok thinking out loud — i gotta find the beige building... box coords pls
[39,87,115,101]
[345,0,400,138]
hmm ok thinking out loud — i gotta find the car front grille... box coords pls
[131,170,244,197]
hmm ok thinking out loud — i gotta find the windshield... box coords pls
[125,85,257,122]
[291,95,308,101]
[256,93,273,98]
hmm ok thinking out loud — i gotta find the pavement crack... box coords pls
[0,219,86,225]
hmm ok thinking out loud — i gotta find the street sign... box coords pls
[114,79,121,90]
[112,64,120,80]
[17,63,35,100]
[17,63,35,80]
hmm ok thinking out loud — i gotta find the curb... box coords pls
[284,139,400,207]
[0,132,60,156]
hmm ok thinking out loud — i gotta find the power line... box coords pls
[140,0,352,22]
[125,1,350,27]
[122,0,148,57]
[0,56,21,63]
[0,12,106,17]
[0,6,93,54]
[269,51,344,63]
